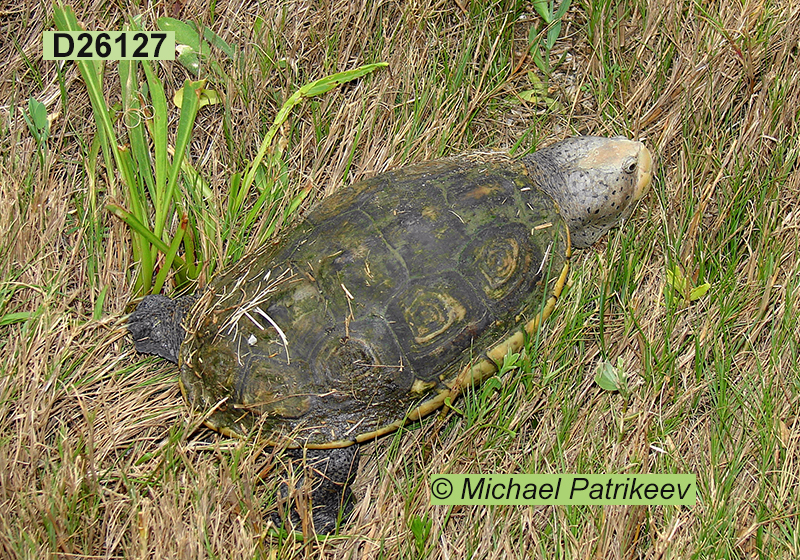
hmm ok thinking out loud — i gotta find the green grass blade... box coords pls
[140,60,169,238]
[0,312,33,326]
[92,286,108,320]
[118,59,156,206]
[233,63,388,224]
[53,5,137,193]
[165,80,201,209]
[106,203,185,270]
[152,215,187,294]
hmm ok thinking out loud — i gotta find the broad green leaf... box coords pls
[500,351,521,372]
[667,267,710,302]
[665,267,688,294]
[532,48,550,75]
[480,376,503,402]
[173,79,220,108]
[28,97,49,137]
[546,21,562,50]
[554,0,572,19]
[158,17,234,76]
[595,358,626,392]
[532,0,554,22]
[158,18,203,74]
[518,72,563,111]
[202,26,236,58]
[409,514,431,555]
[157,17,201,51]
[689,282,712,301]
[176,46,201,75]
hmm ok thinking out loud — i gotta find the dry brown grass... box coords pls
[1,0,799,558]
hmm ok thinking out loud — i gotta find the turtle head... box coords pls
[524,136,653,248]
[128,294,199,364]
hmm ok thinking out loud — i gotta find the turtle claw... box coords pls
[273,446,359,535]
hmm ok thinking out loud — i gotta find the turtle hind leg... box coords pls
[274,446,359,534]
[128,294,198,364]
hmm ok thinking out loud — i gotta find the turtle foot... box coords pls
[273,446,359,534]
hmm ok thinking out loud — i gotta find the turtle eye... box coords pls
[623,158,638,174]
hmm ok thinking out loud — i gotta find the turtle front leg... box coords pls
[274,446,359,534]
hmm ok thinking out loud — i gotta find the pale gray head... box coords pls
[524,136,653,248]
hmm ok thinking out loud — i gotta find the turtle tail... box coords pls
[128,294,199,364]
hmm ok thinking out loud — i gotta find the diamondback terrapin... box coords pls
[129,135,653,532]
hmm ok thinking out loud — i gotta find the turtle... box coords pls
[128,135,653,533]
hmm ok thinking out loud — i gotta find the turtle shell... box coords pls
[180,155,570,448]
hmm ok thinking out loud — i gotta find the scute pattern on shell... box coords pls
[179,156,568,447]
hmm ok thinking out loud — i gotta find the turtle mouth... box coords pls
[634,143,653,201]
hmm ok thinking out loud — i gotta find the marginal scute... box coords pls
[411,379,437,394]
